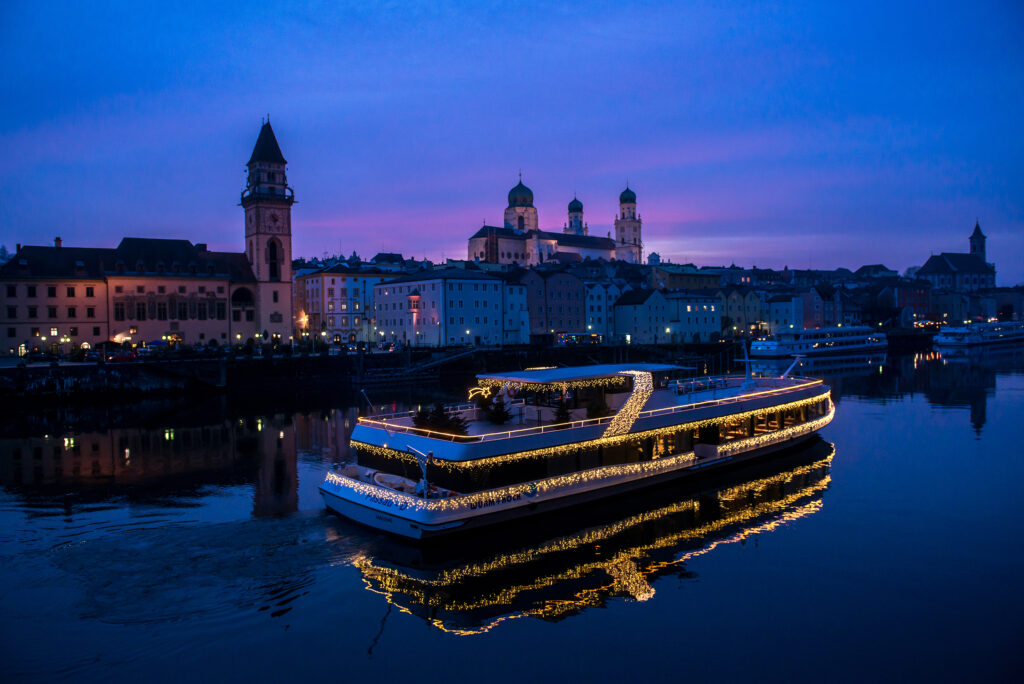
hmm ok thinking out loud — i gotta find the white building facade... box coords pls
[373,269,528,347]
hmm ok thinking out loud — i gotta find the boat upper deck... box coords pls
[356,371,826,449]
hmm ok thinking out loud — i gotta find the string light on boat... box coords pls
[468,385,493,400]
[477,375,629,393]
[603,370,653,437]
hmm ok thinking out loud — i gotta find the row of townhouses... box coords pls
[1,121,1017,355]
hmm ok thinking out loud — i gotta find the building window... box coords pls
[27,285,36,298]
[136,303,146,321]
[7,327,15,337]
[5,285,14,297]
[157,303,168,320]
[48,306,57,318]
[245,310,254,322]
[5,306,14,318]
[92,326,100,336]
[48,286,57,297]
[114,286,123,294]
[31,327,39,337]
[272,290,279,303]
[50,327,57,336]
[69,326,78,336]
[67,307,76,318]
[158,286,166,294]
[197,303,207,320]
[216,302,226,320]
[86,286,94,298]
[232,310,241,322]
[136,286,144,294]
[114,303,125,321]
[67,286,75,297]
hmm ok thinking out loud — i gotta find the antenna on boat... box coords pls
[781,355,805,378]
[407,445,433,499]
[360,388,375,415]
[361,388,394,438]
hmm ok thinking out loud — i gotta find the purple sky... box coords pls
[2,1,1022,284]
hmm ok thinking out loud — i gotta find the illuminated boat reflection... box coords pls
[350,439,834,635]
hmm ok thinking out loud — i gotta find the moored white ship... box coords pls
[933,321,1024,347]
[750,325,886,358]
[320,363,835,539]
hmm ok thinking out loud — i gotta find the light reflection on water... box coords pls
[1,347,1023,682]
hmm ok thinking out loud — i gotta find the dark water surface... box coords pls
[2,350,1023,682]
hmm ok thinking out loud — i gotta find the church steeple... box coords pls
[240,119,294,340]
[969,220,986,262]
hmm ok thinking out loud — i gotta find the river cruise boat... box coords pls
[750,325,887,358]
[933,321,1024,347]
[320,363,834,539]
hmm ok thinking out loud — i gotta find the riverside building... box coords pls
[0,121,296,354]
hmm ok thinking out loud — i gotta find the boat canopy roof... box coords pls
[477,363,681,388]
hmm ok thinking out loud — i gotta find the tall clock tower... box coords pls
[241,120,295,340]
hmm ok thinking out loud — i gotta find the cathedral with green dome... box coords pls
[468,178,643,266]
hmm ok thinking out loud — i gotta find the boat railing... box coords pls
[355,376,824,444]
[367,399,527,422]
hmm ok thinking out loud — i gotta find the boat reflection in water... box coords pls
[350,438,834,635]
[752,352,887,380]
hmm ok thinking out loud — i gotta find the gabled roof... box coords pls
[248,122,287,165]
[0,245,115,279]
[372,252,405,264]
[1,239,256,282]
[614,289,659,306]
[918,253,994,276]
[468,226,616,250]
[469,225,523,240]
[539,230,616,250]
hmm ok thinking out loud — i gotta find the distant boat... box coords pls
[750,326,887,358]
[320,363,834,539]
[933,321,1024,347]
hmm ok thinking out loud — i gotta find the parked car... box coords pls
[106,351,137,363]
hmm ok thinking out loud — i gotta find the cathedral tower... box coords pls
[241,120,294,340]
[614,186,642,263]
[566,196,586,235]
[504,176,538,233]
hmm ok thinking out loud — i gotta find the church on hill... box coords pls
[917,222,996,292]
[0,121,296,354]
[467,178,643,266]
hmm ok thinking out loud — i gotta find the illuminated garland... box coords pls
[358,485,828,617]
[477,375,628,393]
[352,455,832,590]
[350,392,832,471]
[329,403,834,514]
[603,370,653,437]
